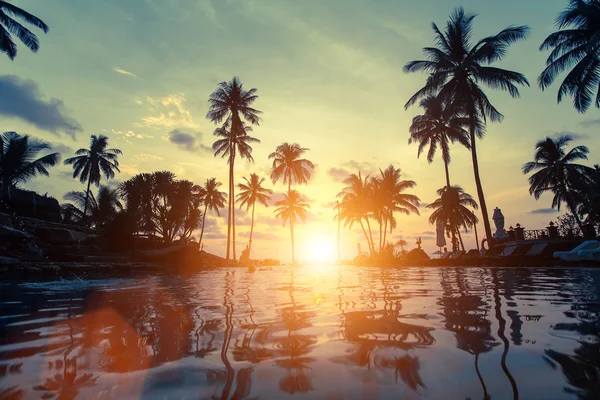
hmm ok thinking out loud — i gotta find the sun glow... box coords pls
[305,235,336,264]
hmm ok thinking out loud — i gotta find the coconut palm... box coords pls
[212,122,260,261]
[274,190,309,265]
[539,0,600,113]
[64,135,122,218]
[375,165,420,251]
[118,173,154,234]
[63,185,123,227]
[269,143,314,194]
[404,7,529,247]
[236,173,272,256]
[0,1,49,60]
[207,77,262,262]
[0,131,59,196]
[428,185,479,251]
[522,135,595,231]
[336,172,376,255]
[199,178,227,249]
[408,95,471,188]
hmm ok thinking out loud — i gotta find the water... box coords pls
[0,266,599,399]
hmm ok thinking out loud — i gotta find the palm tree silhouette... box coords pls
[522,135,594,232]
[428,185,479,252]
[207,77,262,262]
[539,0,600,113]
[375,165,420,252]
[268,143,314,194]
[336,172,376,255]
[408,95,471,188]
[118,173,155,235]
[64,135,121,218]
[0,1,48,60]
[275,190,309,265]
[0,131,59,197]
[63,185,122,227]
[199,178,227,248]
[404,7,529,248]
[236,173,272,256]
[213,122,259,261]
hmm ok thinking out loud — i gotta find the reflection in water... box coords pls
[0,267,599,399]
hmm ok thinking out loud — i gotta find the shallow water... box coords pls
[1,266,599,399]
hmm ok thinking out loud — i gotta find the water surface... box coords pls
[1,266,599,399]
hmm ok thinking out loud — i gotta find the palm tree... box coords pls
[539,0,600,113]
[207,77,262,262]
[408,95,471,188]
[428,185,479,251]
[376,165,420,251]
[199,178,227,249]
[236,173,272,256]
[0,131,59,197]
[63,185,122,227]
[213,123,260,261]
[404,7,529,247]
[0,1,49,60]
[275,190,309,265]
[64,135,122,218]
[336,172,376,255]
[118,173,155,235]
[269,143,314,194]
[522,135,595,231]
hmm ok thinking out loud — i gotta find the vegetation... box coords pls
[0,0,48,60]
[236,173,272,256]
[539,0,600,113]
[404,7,529,247]
[207,77,262,262]
[64,135,122,218]
[0,131,59,197]
[274,190,309,265]
[199,178,227,249]
[63,185,122,227]
[269,143,314,193]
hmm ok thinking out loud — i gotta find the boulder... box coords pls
[35,227,88,245]
[0,256,19,265]
[0,224,33,240]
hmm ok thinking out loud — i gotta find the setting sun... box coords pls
[304,235,336,264]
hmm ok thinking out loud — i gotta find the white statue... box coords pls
[493,207,508,239]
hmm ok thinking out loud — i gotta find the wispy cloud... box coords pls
[578,118,600,128]
[113,67,137,78]
[111,129,153,144]
[529,208,557,215]
[135,94,198,130]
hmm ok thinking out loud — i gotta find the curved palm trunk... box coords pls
[199,204,208,248]
[383,214,389,250]
[232,169,237,262]
[83,176,92,224]
[457,229,465,251]
[470,118,493,249]
[443,158,451,188]
[365,218,376,255]
[564,186,585,233]
[226,155,233,261]
[359,221,373,255]
[290,217,295,265]
[378,217,383,253]
[248,202,255,256]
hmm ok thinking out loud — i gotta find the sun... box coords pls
[305,235,336,264]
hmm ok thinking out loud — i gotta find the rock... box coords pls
[0,256,19,265]
[35,227,88,245]
[0,224,33,239]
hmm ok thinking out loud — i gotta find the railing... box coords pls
[523,229,548,240]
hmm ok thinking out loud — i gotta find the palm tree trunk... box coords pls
[291,217,295,265]
[365,218,375,255]
[249,202,255,256]
[457,229,465,251]
[564,189,585,233]
[443,158,451,188]
[379,217,383,253]
[470,117,494,249]
[231,152,237,261]
[226,158,233,261]
[383,214,388,250]
[359,221,372,255]
[199,204,208,248]
[83,176,92,223]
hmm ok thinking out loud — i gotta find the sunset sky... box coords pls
[2,0,600,263]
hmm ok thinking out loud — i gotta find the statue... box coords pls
[416,237,422,249]
[492,207,508,239]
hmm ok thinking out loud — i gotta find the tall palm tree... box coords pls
[0,1,49,60]
[376,165,420,251]
[213,122,260,261]
[236,173,272,256]
[428,185,479,252]
[64,135,122,218]
[522,135,594,231]
[408,95,471,188]
[275,190,309,265]
[199,178,227,249]
[539,0,600,113]
[118,173,155,235]
[63,185,122,227]
[207,77,262,262]
[269,143,314,194]
[404,7,529,247]
[0,131,59,196]
[336,172,376,255]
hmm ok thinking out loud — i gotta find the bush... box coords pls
[103,211,136,252]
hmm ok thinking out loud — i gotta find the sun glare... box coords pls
[305,235,336,264]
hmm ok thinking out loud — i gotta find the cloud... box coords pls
[113,67,137,78]
[238,231,285,241]
[111,129,153,144]
[0,75,82,138]
[133,153,164,162]
[550,131,588,141]
[48,141,74,157]
[203,232,226,240]
[529,208,557,215]
[578,119,600,128]
[422,231,435,236]
[328,167,348,182]
[135,94,198,130]
[168,129,212,153]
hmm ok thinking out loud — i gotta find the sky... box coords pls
[2,0,600,263]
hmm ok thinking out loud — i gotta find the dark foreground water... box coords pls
[1,266,599,399]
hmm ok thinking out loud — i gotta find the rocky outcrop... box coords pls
[35,227,88,245]
[1,188,61,221]
[0,224,33,240]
